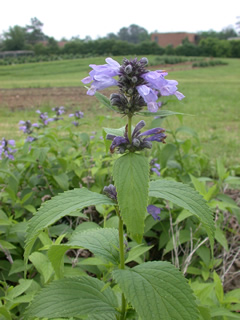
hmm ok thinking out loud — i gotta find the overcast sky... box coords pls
[1,0,239,40]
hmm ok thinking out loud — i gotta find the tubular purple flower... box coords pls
[147,205,161,221]
[136,85,159,112]
[82,57,120,95]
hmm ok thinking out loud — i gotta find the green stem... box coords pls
[128,115,132,143]
[116,207,127,319]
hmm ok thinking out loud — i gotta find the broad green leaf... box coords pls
[113,153,149,242]
[113,261,198,320]
[29,252,54,284]
[6,279,33,300]
[159,144,177,169]
[53,173,69,191]
[174,209,193,224]
[26,277,119,319]
[210,307,240,319]
[136,110,185,117]
[47,245,70,279]
[0,306,11,320]
[0,240,16,250]
[149,180,215,251]
[68,228,119,265]
[125,244,153,264]
[25,188,114,261]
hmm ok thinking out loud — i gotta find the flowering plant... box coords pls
[25,57,214,320]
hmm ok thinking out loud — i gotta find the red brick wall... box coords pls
[151,32,197,48]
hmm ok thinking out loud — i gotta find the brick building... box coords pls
[151,32,197,48]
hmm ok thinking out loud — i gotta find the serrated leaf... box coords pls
[113,153,149,242]
[25,188,114,261]
[149,180,215,252]
[68,228,119,265]
[26,277,118,319]
[136,110,185,117]
[113,261,198,320]
[125,244,153,264]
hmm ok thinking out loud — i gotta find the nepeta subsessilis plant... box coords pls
[25,58,214,320]
[0,138,16,160]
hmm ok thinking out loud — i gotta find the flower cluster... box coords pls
[69,110,84,126]
[150,158,161,176]
[82,57,184,114]
[106,120,166,154]
[103,184,161,220]
[19,120,39,134]
[0,138,16,160]
[36,110,54,126]
[52,106,65,121]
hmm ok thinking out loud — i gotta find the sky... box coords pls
[0,0,239,40]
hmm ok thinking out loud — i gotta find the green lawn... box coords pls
[0,56,239,167]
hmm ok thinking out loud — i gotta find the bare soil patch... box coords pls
[0,87,98,110]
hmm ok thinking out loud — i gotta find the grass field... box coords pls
[0,56,239,167]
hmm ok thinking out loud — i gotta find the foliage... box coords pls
[0,57,239,319]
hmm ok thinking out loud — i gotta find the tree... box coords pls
[117,24,150,44]
[2,25,27,50]
[25,17,46,44]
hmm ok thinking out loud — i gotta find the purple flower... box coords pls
[69,111,84,119]
[106,120,166,154]
[82,57,184,114]
[19,120,38,134]
[150,159,161,176]
[103,184,117,201]
[52,106,65,116]
[141,71,185,101]
[0,138,16,160]
[82,58,120,95]
[147,205,161,220]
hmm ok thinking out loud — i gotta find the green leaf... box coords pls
[6,279,33,300]
[164,229,191,254]
[0,306,12,320]
[113,153,149,242]
[26,277,118,319]
[210,307,240,319]
[213,271,224,303]
[159,144,177,169]
[47,245,70,279]
[215,226,229,251]
[136,110,185,117]
[94,91,118,112]
[113,261,198,320]
[68,228,119,265]
[176,126,198,139]
[149,180,215,252]
[53,173,69,191]
[125,244,153,264]
[25,188,114,261]
[29,252,53,284]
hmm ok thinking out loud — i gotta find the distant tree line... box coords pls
[0,18,240,58]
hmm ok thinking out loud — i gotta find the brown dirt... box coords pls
[0,87,98,110]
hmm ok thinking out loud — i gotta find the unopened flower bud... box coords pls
[140,57,148,66]
[132,76,138,83]
[125,65,132,74]
[132,138,140,147]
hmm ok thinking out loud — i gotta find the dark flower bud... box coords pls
[132,138,140,147]
[132,76,138,83]
[128,89,133,95]
[140,57,148,66]
[125,65,132,74]
[103,184,117,201]
[141,141,152,149]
